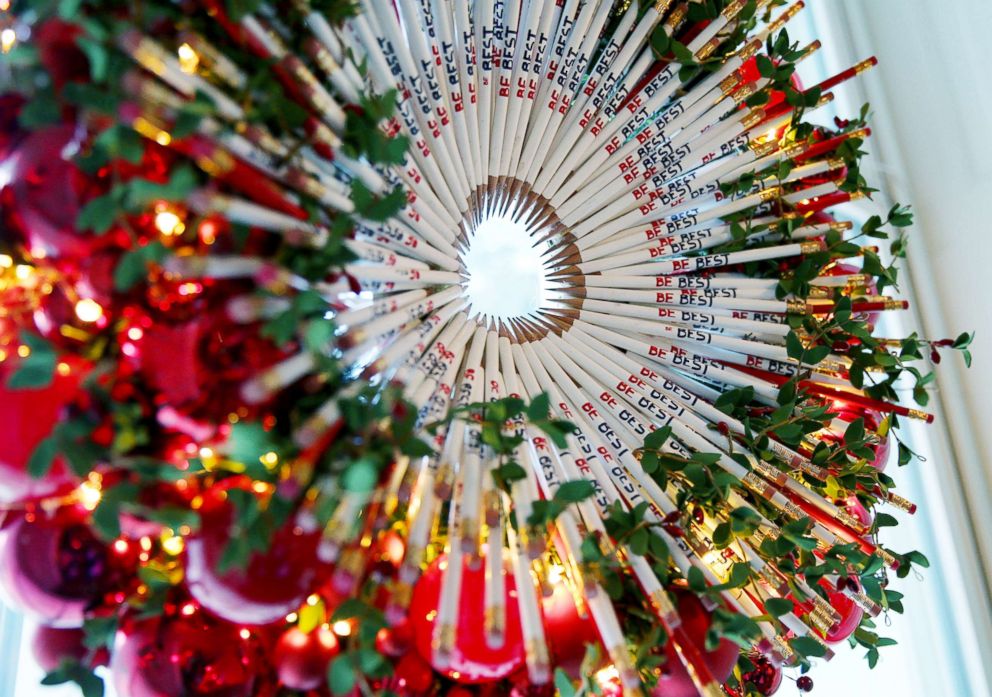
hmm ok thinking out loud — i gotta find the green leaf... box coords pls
[27,436,60,479]
[122,166,198,212]
[790,636,827,658]
[19,92,62,129]
[76,191,120,235]
[6,331,58,389]
[786,332,805,360]
[554,668,577,697]
[527,392,551,421]
[114,241,169,291]
[82,616,118,651]
[343,457,379,493]
[643,425,672,451]
[42,661,105,697]
[328,656,356,696]
[76,36,109,82]
[764,597,794,617]
[554,479,595,504]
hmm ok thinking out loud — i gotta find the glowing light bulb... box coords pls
[154,209,185,237]
[162,534,185,556]
[74,298,104,323]
[177,43,200,74]
[1,28,16,54]
[77,480,103,511]
[332,620,352,637]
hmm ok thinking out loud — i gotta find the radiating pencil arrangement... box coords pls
[0,0,966,695]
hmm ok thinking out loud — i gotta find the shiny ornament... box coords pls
[410,553,525,683]
[1,126,95,259]
[111,611,266,697]
[0,510,115,626]
[184,482,323,626]
[31,624,109,672]
[541,578,600,677]
[273,626,340,690]
[738,653,783,696]
[0,357,84,503]
[651,592,739,697]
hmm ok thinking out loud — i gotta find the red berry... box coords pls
[797,675,814,692]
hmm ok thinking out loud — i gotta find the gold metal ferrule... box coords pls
[753,459,789,487]
[308,40,341,76]
[885,490,916,513]
[780,500,805,522]
[742,108,766,129]
[786,299,808,314]
[738,38,764,62]
[766,1,806,35]
[836,509,869,535]
[433,623,456,654]
[733,82,758,106]
[721,0,748,20]
[484,605,506,637]
[665,2,689,30]
[653,0,676,15]
[695,37,722,61]
[811,593,842,622]
[797,40,822,63]
[847,587,882,616]
[743,471,777,500]
[800,239,826,254]
[719,73,740,97]
[132,41,168,77]
[194,148,236,178]
[758,186,782,202]
[855,57,878,75]
[750,140,779,158]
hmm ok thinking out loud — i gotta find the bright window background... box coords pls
[4,2,992,696]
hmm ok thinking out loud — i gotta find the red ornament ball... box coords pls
[1,126,97,259]
[651,592,739,697]
[0,357,85,504]
[738,653,782,695]
[541,574,601,677]
[390,650,436,695]
[273,626,340,690]
[184,481,323,626]
[409,552,526,683]
[31,624,108,672]
[819,579,864,644]
[0,510,115,627]
[111,611,266,697]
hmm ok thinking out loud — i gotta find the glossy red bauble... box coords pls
[409,552,526,683]
[390,650,436,695]
[651,592,739,697]
[273,626,340,690]
[0,357,85,504]
[0,510,115,626]
[1,126,97,259]
[738,653,782,695]
[541,577,601,677]
[111,611,267,697]
[31,624,108,672]
[184,482,323,626]
[819,579,864,644]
